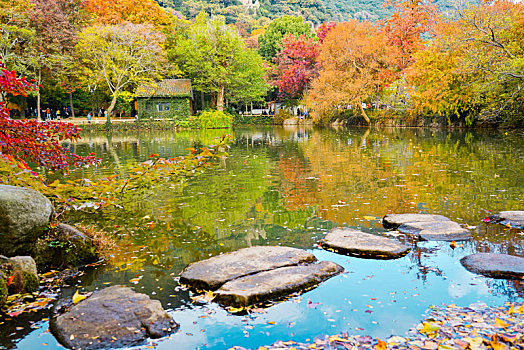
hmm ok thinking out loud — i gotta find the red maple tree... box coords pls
[0,63,98,171]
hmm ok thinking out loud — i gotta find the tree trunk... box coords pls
[358,102,371,125]
[217,85,225,112]
[36,70,42,121]
[69,91,75,119]
[201,91,205,110]
[106,94,118,125]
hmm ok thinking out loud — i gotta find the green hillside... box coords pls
[159,0,461,24]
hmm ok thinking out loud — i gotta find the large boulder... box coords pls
[0,185,53,256]
[51,285,178,350]
[320,228,410,259]
[180,246,317,290]
[489,211,524,229]
[460,253,524,279]
[34,223,98,269]
[382,214,472,241]
[215,261,343,307]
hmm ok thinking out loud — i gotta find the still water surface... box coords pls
[2,126,524,349]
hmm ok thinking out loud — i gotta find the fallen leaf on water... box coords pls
[419,322,440,337]
[190,290,215,303]
[72,290,87,304]
[363,216,377,221]
[375,338,387,349]
[226,306,244,313]
[307,298,321,308]
[495,318,509,328]
[129,276,143,284]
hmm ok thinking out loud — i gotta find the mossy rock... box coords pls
[0,272,7,309]
[8,256,39,294]
[34,224,98,269]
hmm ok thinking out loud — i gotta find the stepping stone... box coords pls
[180,246,317,290]
[382,214,472,241]
[320,228,410,259]
[489,211,524,229]
[460,253,524,279]
[382,214,450,229]
[51,285,177,350]
[215,261,343,307]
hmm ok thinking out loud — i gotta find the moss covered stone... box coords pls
[22,270,39,293]
[0,272,7,309]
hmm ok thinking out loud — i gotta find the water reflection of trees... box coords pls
[68,127,523,299]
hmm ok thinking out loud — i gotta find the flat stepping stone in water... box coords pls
[180,246,317,290]
[382,214,450,229]
[51,285,178,350]
[382,214,472,241]
[489,211,524,229]
[461,253,524,279]
[215,261,343,307]
[320,228,410,259]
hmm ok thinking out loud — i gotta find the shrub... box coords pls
[274,109,292,125]
[195,110,233,129]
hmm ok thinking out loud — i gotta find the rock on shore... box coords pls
[51,285,178,350]
[0,185,53,256]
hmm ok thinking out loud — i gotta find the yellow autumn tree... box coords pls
[306,19,398,124]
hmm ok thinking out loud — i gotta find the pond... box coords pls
[1,126,523,350]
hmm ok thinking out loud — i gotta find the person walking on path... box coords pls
[87,112,92,123]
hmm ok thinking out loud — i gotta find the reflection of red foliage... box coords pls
[0,63,98,171]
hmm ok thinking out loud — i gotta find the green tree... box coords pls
[76,23,167,124]
[169,13,269,111]
[257,15,312,61]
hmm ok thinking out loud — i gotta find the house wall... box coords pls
[137,97,191,121]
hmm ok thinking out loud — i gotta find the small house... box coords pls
[135,79,193,120]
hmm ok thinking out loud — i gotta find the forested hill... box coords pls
[156,0,459,24]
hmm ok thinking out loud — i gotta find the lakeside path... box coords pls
[231,302,524,350]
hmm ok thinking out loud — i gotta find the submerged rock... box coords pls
[460,253,524,279]
[382,214,471,241]
[489,211,524,229]
[0,185,53,256]
[51,285,177,350]
[320,228,410,259]
[215,261,343,307]
[34,223,98,269]
[180,246,317,290]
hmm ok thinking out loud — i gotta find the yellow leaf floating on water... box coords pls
[419,322,440,337]
[363,216,377,221]
[227,306,244,313]
[495,318,509,328]
[72,290,87,304]
[190,290,215,303]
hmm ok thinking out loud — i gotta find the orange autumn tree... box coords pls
[306,19,399,124]
[85,0,171,29]
[383,0,440,70]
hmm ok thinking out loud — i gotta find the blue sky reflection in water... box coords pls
[3,126,523,350]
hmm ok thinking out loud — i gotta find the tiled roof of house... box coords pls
[136,79,192,98]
